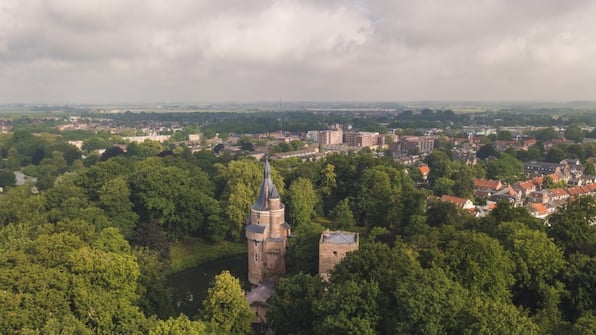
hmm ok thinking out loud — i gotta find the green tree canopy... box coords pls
[287,177,318,226]
[201,270,253,334]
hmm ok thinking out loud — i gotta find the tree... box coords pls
[547,196,596,256]
[476,143,497,159]
[287,222,325,274]
[201,270,253,334]
[313,280,379,335]
[238,136,254,151]
[357,166,401,229]
[497,130,513,141]
[545,147,566,163]
[458,297,540,335]
[542,175,566,189]
[97,176,138,238]
[487,154,525,183]
[267,273,323,335]
[533,127,559,141]
[218,159,284,240]
[150,314,207,335]
[393,267,467,335]
[559,253,595,322]
[565,126,584,143]
[432,177,455,196]
[332,198,356,230]
[426,200,468,227]
[424,150,453,184]
[452,165,475,199]
[444,230,515,301]
[0,169,16,187]
[585,161,596,176]
[319,163,337,199]
[100,146,125,161]
[287,177,318,226]
[498,223,565,315]
[82,137,112,152]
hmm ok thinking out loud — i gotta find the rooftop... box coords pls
[321,230,358,244]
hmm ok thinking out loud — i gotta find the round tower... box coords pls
[245,158,290,285]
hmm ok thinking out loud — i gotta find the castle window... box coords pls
[254,253,259,263]
[254,241,258,247]
[333,251,337,256]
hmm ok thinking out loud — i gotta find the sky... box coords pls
[1,0,595,104]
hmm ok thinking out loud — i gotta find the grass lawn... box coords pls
[169,236,247,273]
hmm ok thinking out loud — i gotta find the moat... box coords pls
[168,254,249,317]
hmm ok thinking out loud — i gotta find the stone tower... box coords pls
[245,159,291,285]
[318,229,359,281]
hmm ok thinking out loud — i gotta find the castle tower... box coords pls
[318,229,359,281]
[245,159,291,285]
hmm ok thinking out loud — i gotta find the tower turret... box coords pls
[245,158,290,285]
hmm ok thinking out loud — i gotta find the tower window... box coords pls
[333,251,337,256]
[254,253,259,263]
[254,241,258,247]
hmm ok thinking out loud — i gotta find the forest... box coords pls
[0,118,593,334]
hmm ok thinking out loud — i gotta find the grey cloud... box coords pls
[0,0,595,103]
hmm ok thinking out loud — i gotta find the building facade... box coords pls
[318,229,359,281]
[245,159,291,285]
[318,129,343,145]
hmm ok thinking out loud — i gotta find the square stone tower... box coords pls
[318,229,359,281]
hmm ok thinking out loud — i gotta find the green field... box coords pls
[169,237,247,273]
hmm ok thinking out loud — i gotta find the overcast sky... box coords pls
[1,0,595,104]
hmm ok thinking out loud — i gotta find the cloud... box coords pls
[0,0,595,103]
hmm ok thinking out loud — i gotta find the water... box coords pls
[168,254,249,317]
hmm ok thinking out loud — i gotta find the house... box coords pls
[529,203,551,219]
[473,178,502,198]
[439,195,475,210]
[524,161,563,175]
[489,185,523,207]
[527,190,551,204]
[419,164,430,181]
[549,188,569,201]
[514,180,537,198]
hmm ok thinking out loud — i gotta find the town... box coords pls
[0,105,593,333]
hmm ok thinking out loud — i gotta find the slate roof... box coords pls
[321,230,358,244]
[246,224,266,234]
[246,280,276,305]
[252,158,281,211]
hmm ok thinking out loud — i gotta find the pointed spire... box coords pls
[264,156,271,180]
[253,157,280,210]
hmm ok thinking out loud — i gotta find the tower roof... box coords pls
[253,158,280,211]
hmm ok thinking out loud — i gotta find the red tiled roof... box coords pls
[419,165,430,175]
[549,188,568,197]
[473,178,501,190]
[505,185,518,196]
[516,180,536,190]
[440,195,470,208]
[567,187,585,196]
[531,203,549,215]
